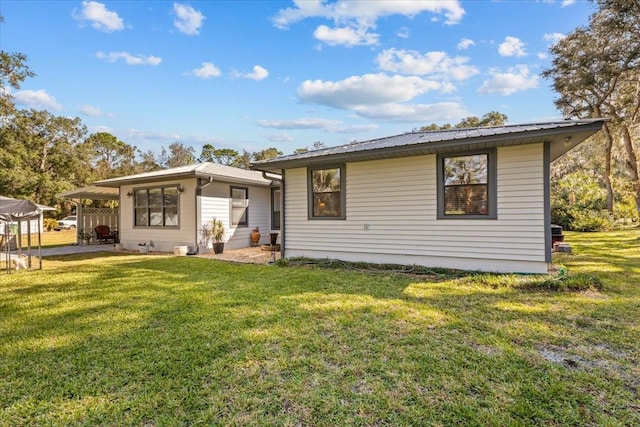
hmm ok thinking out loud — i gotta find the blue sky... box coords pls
[1,0,595,156]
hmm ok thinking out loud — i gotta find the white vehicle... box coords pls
[55,216,77,230]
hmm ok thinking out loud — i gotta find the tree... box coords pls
[136,150,162,173]
[199,144,239,165]
[293,141,327,154]
[232,150,252,169]
[0,16,35,116]
[0,109,88,205]
[82,132,138,180]
[252,147,283,162]
[158,142,196,168]
[542,0,640,217]
[419,111,508,131]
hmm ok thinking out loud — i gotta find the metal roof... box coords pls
[94,163,278,188]
[57,185,120,200]
[252,119,607,172]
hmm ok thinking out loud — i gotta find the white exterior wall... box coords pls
[200,181,273,250]
[283,144,548,273]
[118,178,199,253]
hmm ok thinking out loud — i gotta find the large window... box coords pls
[308,166,345,219]
[134,186,179,227]
[437,150,496,219]
[231,186,248,226]
[271,187,281,229]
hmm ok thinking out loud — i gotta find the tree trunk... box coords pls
[621,124,640,217]
[601,122,615,213]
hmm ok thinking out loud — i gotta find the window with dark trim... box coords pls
[231,186,248,226]
[134,186,179,227]
[308,166,345,219]
[437,149,497,219]
[271,187,281,229]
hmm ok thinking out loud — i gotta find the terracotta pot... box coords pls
[250,227,261,246]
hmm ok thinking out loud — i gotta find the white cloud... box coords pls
[263,133,295,143]
[258,117,378,134]
[258,118,343,130]
[173,3,205,35]
[376,48,478,81]
[245,65,269,81]
[80,105,108,117]
[96,51,162,66]
[192,62,221,79]
[14,90,63,111]
[272,0,465,29]
[477,65,539,95]
[298,73,454,110]
[73,1,124,32]
[562,0,576,6]
[498,36,527,57]
[352,102,469,123]
[119,128,183,145]
[457,38,475,50]
[231,65,269,81]
[313,25,378,47]
[272,1,464,47]
[544,32,565,44]
[396,27,410,38]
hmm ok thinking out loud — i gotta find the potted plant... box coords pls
[198,222,214,254]
[78,229,92,245]
[211,218,225,254]
[138,242,149,254]
[250,226,261,246]
[197,218,225,254]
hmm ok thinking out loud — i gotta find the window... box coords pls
[134,186,179,227]
[231,186,248,226]
[271,187,281,229]
[308,166,345,219]
[437,150,496,219]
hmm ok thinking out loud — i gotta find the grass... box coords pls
[1,230,639,425]
[13,229,77,249]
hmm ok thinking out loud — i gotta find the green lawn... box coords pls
[1,231,638,425]
[13,229,77,249]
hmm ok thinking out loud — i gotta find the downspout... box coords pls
[544,141,552,264]
[194,177,214,254]
[262,171,285,259]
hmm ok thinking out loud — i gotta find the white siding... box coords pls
[283,144,548,273]
[118,178,198,253]
[200,181,273,250]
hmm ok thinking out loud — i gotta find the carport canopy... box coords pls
[57,185,119,200]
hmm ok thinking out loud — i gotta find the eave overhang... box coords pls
[252,119,607,173]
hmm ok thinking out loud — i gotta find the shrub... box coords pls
[43,218,58,231]
[569,209,615,232]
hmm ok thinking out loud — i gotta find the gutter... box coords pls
[262,171,285,259]
[193,177,214,254]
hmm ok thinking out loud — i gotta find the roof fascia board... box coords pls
[96,172,273,188]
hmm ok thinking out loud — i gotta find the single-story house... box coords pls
[62,163,281,253]
[252,119,606,274]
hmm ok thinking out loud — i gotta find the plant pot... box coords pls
[213,242,224,254]
[250,228,261,246]
[82,239,89,246]
[139,245,149,254]
[269,232,279,246]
